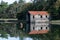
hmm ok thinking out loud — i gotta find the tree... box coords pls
[0,1,8,18]
[19,0,24,3]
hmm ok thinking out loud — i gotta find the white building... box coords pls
[26,11,50,34]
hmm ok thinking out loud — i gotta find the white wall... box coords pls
[30,14,50,31]
[30,22,50,31]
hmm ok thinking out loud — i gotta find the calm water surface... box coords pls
[0,23,60,40]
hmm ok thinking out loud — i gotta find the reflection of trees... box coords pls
[0,23,28,39]
[0,23,60,40]
[0,34,8,39]
[0,23,18,38]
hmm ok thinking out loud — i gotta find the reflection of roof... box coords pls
[29,11,48,15]
[29,30,49,34]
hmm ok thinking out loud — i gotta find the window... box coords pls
[41,15,42,18]
[46,27,47,29]
[46,15,47,18]
[41,27,42,30]
[33,27,35,30]
[33,16,34,19]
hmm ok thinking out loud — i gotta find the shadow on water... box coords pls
[0,23,60,40]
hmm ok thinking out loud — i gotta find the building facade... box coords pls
[26,11,50,34]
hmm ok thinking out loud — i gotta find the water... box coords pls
[0,23,60,40]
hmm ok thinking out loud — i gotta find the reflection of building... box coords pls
[29,22,50,34]
[26,11,50,34]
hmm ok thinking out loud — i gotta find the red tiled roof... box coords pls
[29,11,48,15]
[29,30,49,34]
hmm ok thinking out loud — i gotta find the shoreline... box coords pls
[50,20,60,25]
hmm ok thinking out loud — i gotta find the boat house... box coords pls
[26,11,50,34]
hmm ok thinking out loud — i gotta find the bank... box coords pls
[50,20,60,25]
